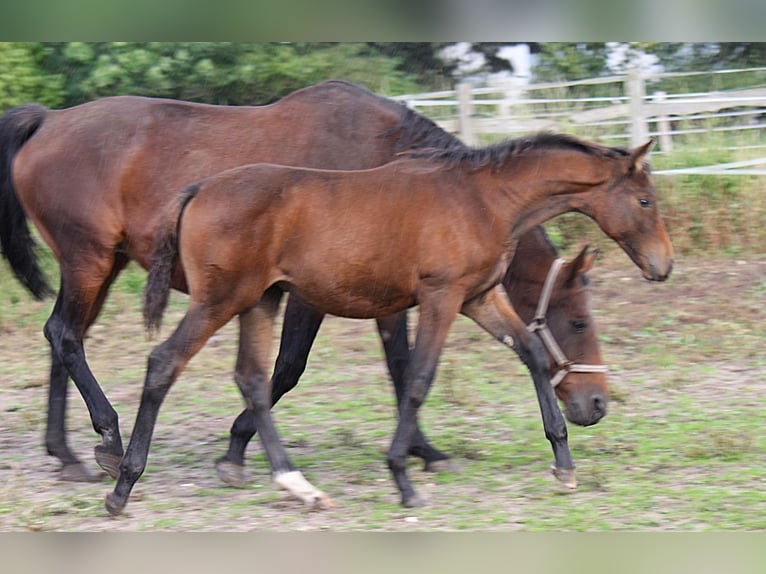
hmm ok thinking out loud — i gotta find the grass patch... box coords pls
[0,228,764,530]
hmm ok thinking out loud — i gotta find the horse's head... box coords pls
[594,139,674,282]
[507,239,608,426]
[546,247,608,426]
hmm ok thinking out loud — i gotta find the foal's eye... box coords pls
[571,319,587,333]
[639,198,651,208]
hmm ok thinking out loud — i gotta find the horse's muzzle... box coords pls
[644,255,674,282]
[564,391,608,427]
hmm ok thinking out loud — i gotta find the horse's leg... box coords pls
[387,291,463,507]
[220,288,331,508]
[460,287,575,489]
[215,295,325,487]
[43,293,89,481]
[44,251,129,481]
[376,312,451,472]
[106,299,237,515]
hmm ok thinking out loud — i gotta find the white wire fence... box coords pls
[392,67,766,175]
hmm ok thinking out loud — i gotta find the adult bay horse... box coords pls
[106,132,674,514]
[0,80,608,483]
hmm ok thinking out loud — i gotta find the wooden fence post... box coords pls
[626,69,648,147]
[652,91,674,153]
[497,78,524,120]
[456,82,476,146]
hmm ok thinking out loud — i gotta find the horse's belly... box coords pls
[286,281,415,319]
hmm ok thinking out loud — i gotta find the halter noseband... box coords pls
[526,257,608,388]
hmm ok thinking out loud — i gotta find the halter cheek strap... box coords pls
[526,257,608,388]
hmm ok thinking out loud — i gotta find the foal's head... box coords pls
[403,133,674,283]
[589,139,674,282]
[506,237,607,427]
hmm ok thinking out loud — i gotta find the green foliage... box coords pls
[646,42,766,73]
[0,43,65,109]
[365,43,457,83]
[31,43,424,107]
[533,43,611,83]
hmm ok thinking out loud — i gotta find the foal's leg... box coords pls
[44,251,129,481]
[106,301,234,515]
[216,295,325,486]
[225,288,331,508]
[387,291,464,507]
[376,313,451,471]
[460,288,575,488]
[104,291,328,515]
[218,299,451,487]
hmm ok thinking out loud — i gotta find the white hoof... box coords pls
[273,470,334,509]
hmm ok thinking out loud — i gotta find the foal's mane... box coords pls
[402,132,630,171]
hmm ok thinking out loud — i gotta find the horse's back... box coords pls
[11,84,406,265]
[14,82,403,194]
[187,160,501,274]
[12,96,221,188]
[10,96,237,259]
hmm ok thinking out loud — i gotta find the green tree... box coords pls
[644,42,766,72]
[532,43,611,82]
[35,42,424,107]
[0,43,64,110]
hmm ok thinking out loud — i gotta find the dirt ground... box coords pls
[0,251,764,530]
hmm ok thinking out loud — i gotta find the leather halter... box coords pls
[526,258,608,388]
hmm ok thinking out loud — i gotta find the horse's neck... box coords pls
[513,227,557,273]
[486,152,609,239]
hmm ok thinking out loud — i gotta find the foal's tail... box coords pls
[0,103,54,300]
[143,182,201,334]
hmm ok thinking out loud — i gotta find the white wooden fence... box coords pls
[392,68,766,174]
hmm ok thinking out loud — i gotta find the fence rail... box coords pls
[654,157,766,176]
[391,68,766,167]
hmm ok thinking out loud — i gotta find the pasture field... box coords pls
[0,248,764,531]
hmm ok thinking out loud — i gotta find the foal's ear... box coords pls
[627,138,655,174]
[566,245,599,286]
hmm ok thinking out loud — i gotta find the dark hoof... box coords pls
[60,462,106,483]
[94,445,122,479]
[551,466,578,489]
[423,458,456,473]
[104,492,126,517]
[215,459,248,488]
[402,494,426,508]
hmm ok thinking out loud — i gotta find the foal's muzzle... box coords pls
[642,252,674,282]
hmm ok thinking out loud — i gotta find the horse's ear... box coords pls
[566,245,599,286]
[627,138,655,174]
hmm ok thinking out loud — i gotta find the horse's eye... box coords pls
[571,319,587,333]
[639,198,651,208]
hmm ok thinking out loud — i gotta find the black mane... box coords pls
[402,131,630,171]
[382,105,467,153]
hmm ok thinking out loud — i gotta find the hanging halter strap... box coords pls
[526,258,608,388]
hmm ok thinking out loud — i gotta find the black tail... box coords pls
[143,182,201,334]
[0,103,54,300]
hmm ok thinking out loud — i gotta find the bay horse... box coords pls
[0,81,610,483]
[104,132,673,514]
